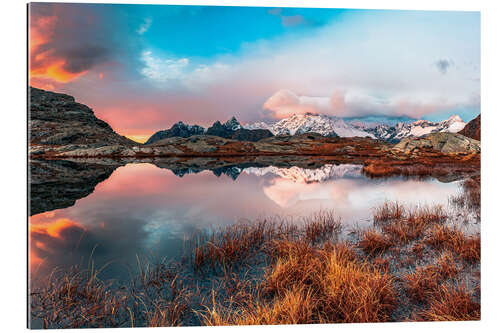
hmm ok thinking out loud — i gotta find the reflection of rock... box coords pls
[29,160,121,216]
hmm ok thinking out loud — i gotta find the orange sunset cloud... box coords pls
[29,15,89,85]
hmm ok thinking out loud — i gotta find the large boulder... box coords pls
[393,132,480,154]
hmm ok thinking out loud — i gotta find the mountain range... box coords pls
[146,113,468,145]
[245,114,466,143]
[146,117,273,144]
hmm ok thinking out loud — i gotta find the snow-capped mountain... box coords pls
[245,114,376,138]
[353,115,466,142]
[244,164,363,183]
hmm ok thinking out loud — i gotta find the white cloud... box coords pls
[137,11,480,122]
[137,18,152,35]
[140,51,189,82]
[263,88,476,119]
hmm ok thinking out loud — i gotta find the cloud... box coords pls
[267,8,282,16]
[263,88,477,120]
[140,50,232,89]
[268,8,305,27]
[137,17,152,35]
[435,58,453,74]
[140,51,190,82]
[281,15,305,27]
[29,3,140,86]
[263,89,330,118]
[36,8,480,136]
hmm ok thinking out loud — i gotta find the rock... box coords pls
[145,121,205,144]
[458,114,480,141]
[29,87,136,156]
[205,120,235,138]
[230,128,274,142]
[393,132,480,154]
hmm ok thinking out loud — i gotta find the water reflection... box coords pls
[29,161,463,283]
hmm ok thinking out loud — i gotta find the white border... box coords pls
[1,0,499,332]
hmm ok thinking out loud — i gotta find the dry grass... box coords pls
[304,211,342,244]
[30,265,128,328]
[374,201,405,222]
[202,240,396,325]
[192,211,340,271]
[404,254,459,304]
[30,198,480,328]
[359,229,392,254]
[418,284,480,321]
[425,225,480,263]
[375,205,447,244]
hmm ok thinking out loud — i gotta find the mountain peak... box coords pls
[224,116,242,130]
[446,115,463,123]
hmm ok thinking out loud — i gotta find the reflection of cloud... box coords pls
[29,163,462,283]
[29,218,86,272]
[262,178,331,207]
[260,176,459,212]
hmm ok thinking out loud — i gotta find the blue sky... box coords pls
[30,3,480,141]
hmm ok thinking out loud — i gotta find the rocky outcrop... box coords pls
[145,121,205,144]
[29,87,136,156]
[392,132,480,155]
[459,114,481,141]
[230,128,274,142]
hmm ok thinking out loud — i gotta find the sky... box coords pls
[29,3,480,143]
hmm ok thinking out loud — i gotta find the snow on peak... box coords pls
[246,114,375,138]
[446,115,463,123]
[244,114,465,142]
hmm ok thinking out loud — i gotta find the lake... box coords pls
[29,161,464,283]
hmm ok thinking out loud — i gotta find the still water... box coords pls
[29,162,462,283]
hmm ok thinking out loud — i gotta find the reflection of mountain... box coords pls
[244,164,363,183]
[29,160,120,215]
[169,166,242,180]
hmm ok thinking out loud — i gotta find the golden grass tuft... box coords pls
[418,284,480,321]
[202,240,396,325]
[374,201,405,222]
[359,229,392,254]
[304,211,342,244]
[425,225,480,263]
[30,265,128,328]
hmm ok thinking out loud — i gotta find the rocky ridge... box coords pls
[146,116,273,144]
[29,87,135,147]
[144,122,205,144]
[459,114,481,141]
